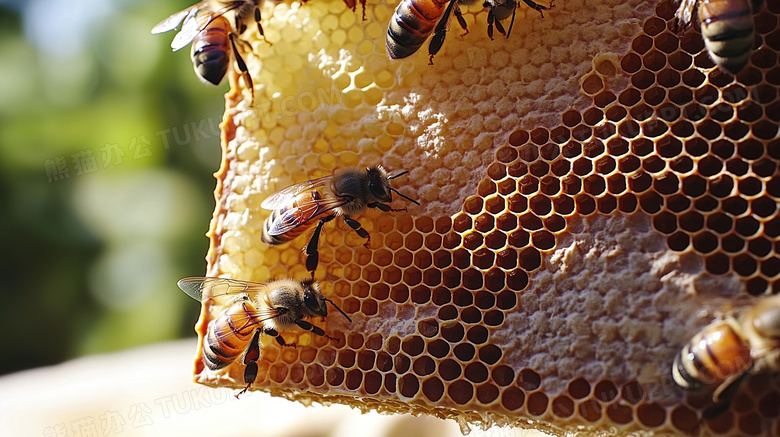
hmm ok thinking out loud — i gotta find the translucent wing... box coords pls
[160,1,242,51]
[151,2,204,35]
[266,196,350,236]
[261,175,333,210]
[209,309,285,343]
[178,277,270,301]
[209,314,259,343]
[170,11,214,51]
[675,0,698,31]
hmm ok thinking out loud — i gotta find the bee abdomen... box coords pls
[261,191,323,245]
[203,325,256,370]
[261,209,286,245]
[261,208,311,245]
[699,0,755,73]
[202,301,261,370]
[672,321,753,391]
[672,347,700,391]
[190,17,230,85]
[386,0,448,59]
[203,327,241,369]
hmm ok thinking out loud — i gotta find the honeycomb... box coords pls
[192,0,780,435]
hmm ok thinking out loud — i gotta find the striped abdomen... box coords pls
[672,319,753,393]
[386,0,451,59]
[698,0,756,74]
[261,191,323,245]
[203,299,263,370]
[190,15,231,85]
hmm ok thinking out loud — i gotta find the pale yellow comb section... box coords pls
[195,0,780,434]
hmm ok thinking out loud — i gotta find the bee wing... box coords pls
[208,308,287,346]
[170,12,214,51]
[178,277,270,301]
[168,1,246,51]
[209,307,285,338]
[261,175,333,210]
[675,0,698,31]
[266,196,350,237]
[151,2,205,34]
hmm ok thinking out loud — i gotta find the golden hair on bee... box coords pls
[178,276,351,397]
[260,166,420,276]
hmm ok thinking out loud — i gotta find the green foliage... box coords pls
[0,1,233,373]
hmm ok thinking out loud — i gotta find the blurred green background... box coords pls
[0,0,232,375]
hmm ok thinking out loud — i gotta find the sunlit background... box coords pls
[0,0,230,375]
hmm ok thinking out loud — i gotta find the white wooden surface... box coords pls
[0,339,552,437]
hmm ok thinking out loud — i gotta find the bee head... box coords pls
[381,167,421,206]
[301,279,328,317]
[366,166,393,202]
[301,278,353,323]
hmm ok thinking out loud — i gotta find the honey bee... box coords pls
[261,166,419,275]
[485,0,552,40]
[386,0,549,64]
[152,1,268,94]
[675,0,764,74]
[178,276,352,397]
[672,294,780,418]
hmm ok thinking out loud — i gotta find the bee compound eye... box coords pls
[369,181,387,198]
[304,291,320,311]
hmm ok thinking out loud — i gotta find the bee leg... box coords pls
[360,0,367,21]
[453,4,469,38]
[264,327,296,348]
[701,371,749,419]
[295,319,340,343]
[236,329,263,399]
[342,216,371,249]
[368,202,407,213]
[506,3,518,39]
[702,400,732,421]
[253,6,271,45]
[522,0,551,17]
[305,214,337,276]
[494,11,507,38]
[428,0,461,65]
[486,6,495,40]
[229,34,255,106]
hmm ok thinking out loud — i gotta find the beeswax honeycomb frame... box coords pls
[193,0,780,435]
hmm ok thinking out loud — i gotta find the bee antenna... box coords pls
[387,170,410,180]
[325,298,353,323]
[391,187,421,205]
